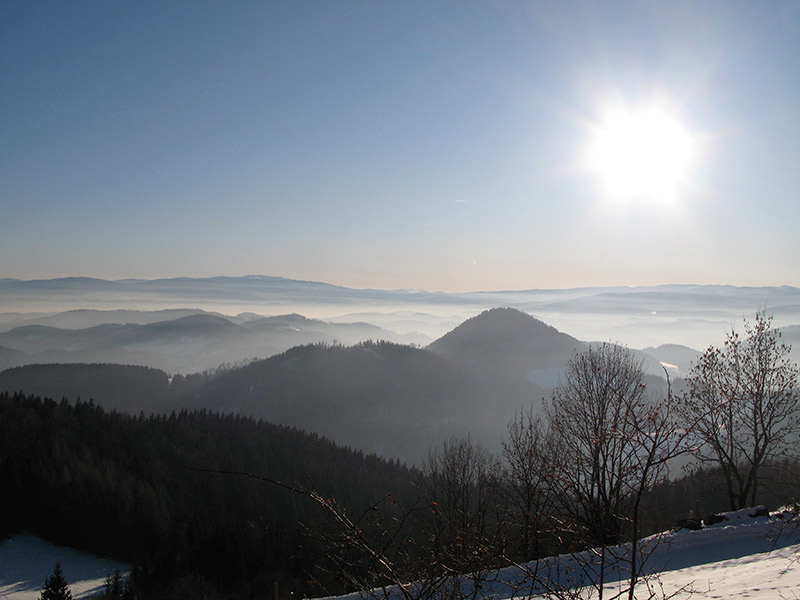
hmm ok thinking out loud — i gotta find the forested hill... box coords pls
[0,391,418,599]
[428,307,586,388]
[0,311,578,465]
[185,341,478,464]
[0,363,172,414]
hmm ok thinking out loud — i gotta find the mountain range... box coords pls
[0,308,702,464]
[2,275,798,464]
[2,275,800,350]
[0,311,429,374]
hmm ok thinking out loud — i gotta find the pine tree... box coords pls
[102,569,124,600]
[40,563,74,600]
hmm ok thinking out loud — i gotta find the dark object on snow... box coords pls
[703,513,726,527]
[676,517,703,531]
[703,505,770,527]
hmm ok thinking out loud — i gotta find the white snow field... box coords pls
[0,535,129,600]
[528,511,800,600]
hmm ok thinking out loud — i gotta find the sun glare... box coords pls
[588,108,693,203]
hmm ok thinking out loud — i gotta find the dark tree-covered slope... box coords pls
[185,341,482,464]
[0,363,172,414]
[427,307,585,392]
[0,391,417,598]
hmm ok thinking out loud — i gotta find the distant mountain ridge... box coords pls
[186,341,475,463]
[0,311,430,374]
[0,308,211,331]
[2,275,799,350]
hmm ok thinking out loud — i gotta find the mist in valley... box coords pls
[2,276,798,466]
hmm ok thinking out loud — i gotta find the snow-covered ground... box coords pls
[0,535,129,600]
[324,508,800,600]
[639,541,799,600]
[2,509,799,600]
[532,510,800,600]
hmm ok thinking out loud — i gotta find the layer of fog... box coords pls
[2,277,800,351]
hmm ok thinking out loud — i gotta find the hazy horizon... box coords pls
[9,272,800,293]
[2,275,800,352]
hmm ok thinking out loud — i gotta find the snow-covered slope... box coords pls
[0,535,129,600]
[545,509,800,600]
[324,508,800,600]
[641,541,799,600]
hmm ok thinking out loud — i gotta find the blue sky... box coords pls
[3,1,799,291]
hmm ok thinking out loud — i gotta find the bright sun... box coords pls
[588,108,693,203]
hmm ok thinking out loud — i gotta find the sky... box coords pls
[3,1,800,292]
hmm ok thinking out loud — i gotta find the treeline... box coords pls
[0,363,172,414]
[0,362,238,415]
[0,391,418,599]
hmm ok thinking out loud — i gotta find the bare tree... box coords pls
[543,344,686,600]
[502,406,558,562]
[310,436,506,600]
[420,436,504,580]
[619,369,687,599]
[678,311,800,510]
[546,345,647,546]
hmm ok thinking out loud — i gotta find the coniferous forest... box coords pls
[0,391,418,599]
